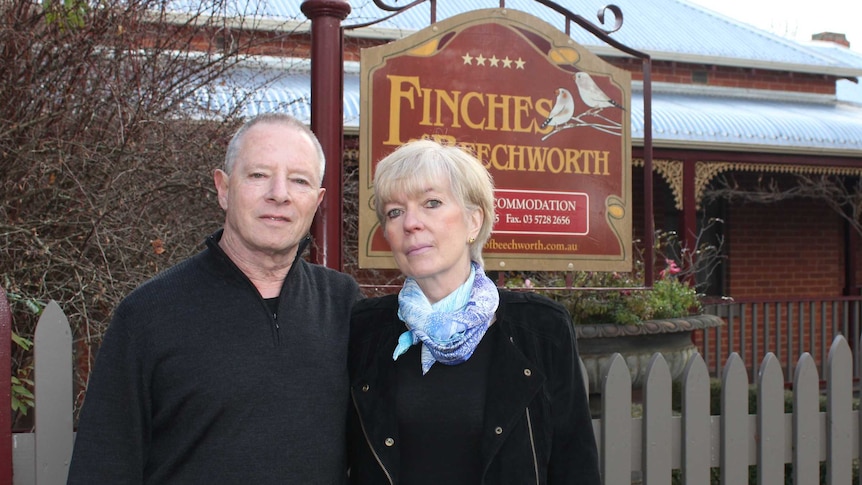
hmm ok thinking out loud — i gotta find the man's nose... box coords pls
[267,176,292,203]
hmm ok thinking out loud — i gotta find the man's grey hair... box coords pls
[224,113,326,185]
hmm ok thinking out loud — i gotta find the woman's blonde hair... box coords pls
[373,139,495,267]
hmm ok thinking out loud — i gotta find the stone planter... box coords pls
[574,314,725,393]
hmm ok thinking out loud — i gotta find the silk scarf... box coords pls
[393,262,500,374]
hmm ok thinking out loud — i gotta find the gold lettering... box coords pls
[526,146,547,172]
[420,88,433,126]
[508,144,526,171]
[594,150,610,175]
[385,75,422,145]
[513,96,535,133]
[435,89,461,128]
[547,147,564,173]
[486,94,511,132]
[490,144,509,171]
[461,92,485,130]
[565,149,583,174]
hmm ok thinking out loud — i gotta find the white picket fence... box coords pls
[8,301,862,484]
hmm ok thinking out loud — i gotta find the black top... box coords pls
[67,231,361,484]
[395,325,496,485]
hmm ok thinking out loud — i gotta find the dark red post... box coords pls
[301,0,350,270]
[642,60,654,286]
[0,286,12,484]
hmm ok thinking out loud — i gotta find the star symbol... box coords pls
[489,55,500,67]
[475,54,486,66]
[502,56,513,68]
[461,53,473,65]
[515,57,526,69]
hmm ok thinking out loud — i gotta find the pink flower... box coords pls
[524,279,533,289]
[660,259,681,278]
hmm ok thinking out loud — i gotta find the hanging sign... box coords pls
[359,8,632,272]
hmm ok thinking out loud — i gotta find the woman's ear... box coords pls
[469,208,483,240]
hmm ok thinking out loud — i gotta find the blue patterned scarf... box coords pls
[393,262,500,374]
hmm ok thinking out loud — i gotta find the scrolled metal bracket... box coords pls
[596,5,623,34]
[371,0,428,12]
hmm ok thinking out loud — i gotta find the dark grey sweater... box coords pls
[68,231,360,484]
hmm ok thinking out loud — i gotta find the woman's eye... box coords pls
[425,199,442,209]
[386,208,403,219]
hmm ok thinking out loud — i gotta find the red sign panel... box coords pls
[494,189,588,236]
[359,9,632,271]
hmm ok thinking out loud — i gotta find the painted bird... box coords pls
[540,87,575,129]
[574,72,624,112]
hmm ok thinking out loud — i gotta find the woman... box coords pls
[347,139,600,484]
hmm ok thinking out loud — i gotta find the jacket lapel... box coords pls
[480,315,546,464]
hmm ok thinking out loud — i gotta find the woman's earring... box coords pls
[468,237,476,244]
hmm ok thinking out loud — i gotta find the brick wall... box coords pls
[726,198,845,298]
[606,57,836,94]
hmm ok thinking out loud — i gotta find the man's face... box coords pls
[215,122,325,263]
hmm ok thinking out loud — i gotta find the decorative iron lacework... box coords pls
[633,159,862,210]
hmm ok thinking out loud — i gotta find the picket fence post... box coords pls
[33,301,74,484]
[1,287,12,485]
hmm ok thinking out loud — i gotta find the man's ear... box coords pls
[214,169,229,210]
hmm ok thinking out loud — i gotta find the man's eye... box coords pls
[386,208,403,219]
[250,172,266,179]
[293,178,310,186]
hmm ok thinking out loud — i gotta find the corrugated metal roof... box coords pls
[189,0,862,75]
[203,65,862,156]
[629,89,862,154]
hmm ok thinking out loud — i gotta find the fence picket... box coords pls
[681,353,710,485]
[643,353,671,485]
[0,288,12,485]
[721,353,749,485]
[601,353,632,485]
[757,352,786,485]
[826,336,852,485]
[34,301,73,484]
[793,353,820,485]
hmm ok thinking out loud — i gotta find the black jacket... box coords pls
[347,290,600,485]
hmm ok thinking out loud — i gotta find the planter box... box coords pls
[574,314,725,392]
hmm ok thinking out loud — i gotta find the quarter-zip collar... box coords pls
[204,229,312,345]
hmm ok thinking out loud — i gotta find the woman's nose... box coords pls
[402,208,423,232]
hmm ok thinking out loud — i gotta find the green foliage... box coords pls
[10,331,35,416]
[5,285,41,416]
[506,262,702,325]
[648,277,701,320]
[43,0,88,29]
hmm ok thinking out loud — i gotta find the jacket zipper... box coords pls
[272,311,280,345]
[525,407,540,484]
[351,390,394,485]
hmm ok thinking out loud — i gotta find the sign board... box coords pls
[359,8,632,272]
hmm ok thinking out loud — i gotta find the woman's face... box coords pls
[382,181,482,303]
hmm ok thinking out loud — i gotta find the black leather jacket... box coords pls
[347,290,600,485]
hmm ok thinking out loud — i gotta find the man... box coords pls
[67,113,360,484]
